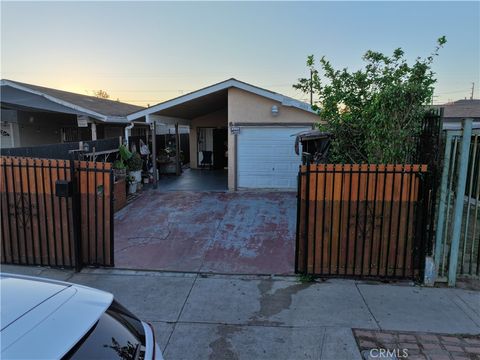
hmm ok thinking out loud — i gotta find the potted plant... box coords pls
[126,175,137,194]
[127,152,143,183]
[157,148,170,163]
[113,160,127,180]
[113,144,132,180]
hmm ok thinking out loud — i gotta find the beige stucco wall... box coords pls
[228,87,319,125]
[189,108,227,169]
[227,88,319,190]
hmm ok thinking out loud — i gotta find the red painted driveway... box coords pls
[114,191,297,274]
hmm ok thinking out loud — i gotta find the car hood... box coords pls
[1,274,68,330]
[1,273,113,359]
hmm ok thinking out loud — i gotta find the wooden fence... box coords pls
[0,156,113,269]
[296,164,430,280]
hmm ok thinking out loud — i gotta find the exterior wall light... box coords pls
[271,105,279,116]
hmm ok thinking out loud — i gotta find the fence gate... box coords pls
[76,161,114,267]
[0,156,114,269]
[296,164,432,280]
[434,119,480,286]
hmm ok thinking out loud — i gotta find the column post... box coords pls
[448,118,473,286]
[147,115,158,189]
[91,122,97,140]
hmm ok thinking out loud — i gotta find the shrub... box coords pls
[126,152,143,172]
[294,37,446,164]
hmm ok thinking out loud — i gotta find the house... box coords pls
[0,79,145,148]
[436,99,480,129]
[128,78,319,190]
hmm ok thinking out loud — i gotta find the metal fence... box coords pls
[296,164,432,280]
[434,119,480,285]
[0,138,120,160]
[0,156,114,270]
[0,157,75,267]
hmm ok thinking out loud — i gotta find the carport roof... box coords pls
[127,78,316,121]
[1,79,144,123]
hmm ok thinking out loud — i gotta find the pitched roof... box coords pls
[1,79,144,122]
[435,99,480,119]
[127,78,315,120]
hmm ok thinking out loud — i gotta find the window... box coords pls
[63,300,147,360]
[61,127,79,142]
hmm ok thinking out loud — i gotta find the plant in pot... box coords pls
[113,144,132,180]
[112,160,127,181]
[165,146,177,162]
[157,148,170,163]
[126,175,137,194]
[126,152,143,183]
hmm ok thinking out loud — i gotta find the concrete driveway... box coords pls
[114,190,296,274]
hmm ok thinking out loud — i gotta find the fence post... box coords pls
[448,118,473,286]
[70,154,82,272]
[295,166,301,273]
[434,132,453,273]
[109,169,115,267]
[303,159,311,274]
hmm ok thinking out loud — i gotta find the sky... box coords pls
[1,1,479,107]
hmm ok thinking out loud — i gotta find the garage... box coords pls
[237,126,310,189]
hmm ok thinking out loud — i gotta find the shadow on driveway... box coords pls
[114,190,296,274]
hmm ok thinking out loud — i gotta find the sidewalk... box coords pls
[2,265,479,360]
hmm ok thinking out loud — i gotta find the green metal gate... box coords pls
[434,118,480,286]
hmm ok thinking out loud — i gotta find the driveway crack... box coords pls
[354,282,381,329]
[452,292,480,327]
[163,273,199,354]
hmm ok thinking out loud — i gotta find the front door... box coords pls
[213,128,228,169]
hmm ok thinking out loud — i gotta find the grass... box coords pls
[298,273,316,283]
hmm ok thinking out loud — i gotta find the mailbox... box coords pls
[55,180,73,197]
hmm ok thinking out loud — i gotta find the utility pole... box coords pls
[471,82,475,100]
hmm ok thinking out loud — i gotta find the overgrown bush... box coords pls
[294,37,446,164]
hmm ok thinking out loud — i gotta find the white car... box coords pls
[0,273,163,359]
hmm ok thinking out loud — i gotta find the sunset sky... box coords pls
[1,1,479,107]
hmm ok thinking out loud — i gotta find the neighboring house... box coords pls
[435,99,480,129]
[128,78,319,190]
[0,79,145,148]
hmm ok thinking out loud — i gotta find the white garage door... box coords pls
[237,126,310,189]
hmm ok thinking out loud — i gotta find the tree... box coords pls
[294,37,447,164]
[93,89,110,99]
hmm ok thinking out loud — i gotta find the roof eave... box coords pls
[127,78,317,121]
[1,80,108,122]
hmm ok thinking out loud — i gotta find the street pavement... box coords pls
[2,265,479,360]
